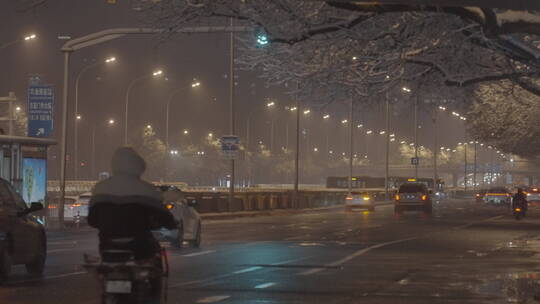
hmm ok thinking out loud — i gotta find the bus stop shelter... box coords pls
[0,135,56,204]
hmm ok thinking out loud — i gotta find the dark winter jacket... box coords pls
[87,147,176,259]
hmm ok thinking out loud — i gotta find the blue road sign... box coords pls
[28,85,54,137]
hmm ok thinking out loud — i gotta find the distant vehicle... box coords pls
[526,187,540,206]
[345,192,375,212]
[394,183,432,214]
[153,185,201,248]
[484,187,511,206]
[475,189,488,202]
[0,178,46,282]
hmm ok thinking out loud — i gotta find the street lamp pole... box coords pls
[414,95,419,180]
[74,57,115,180]
[294,86,301,208]
[124,71,162,145]
[348,96,354,194]
[229,17,236,210]
[464,143,468,191]
[385,93,390,200]
[473,142,478,192]
[432,109,438,193]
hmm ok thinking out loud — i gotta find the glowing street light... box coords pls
[313,147,319,152]
[24,34,37,41]
[76,115,82,120]
[15,106,21,112]
[108,119,115,125]
[208,132,213,138]
[183,129,189,135]
[146,124,152,129]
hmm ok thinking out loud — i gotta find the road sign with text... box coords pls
[28,85,54,138]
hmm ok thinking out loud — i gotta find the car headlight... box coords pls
[363,197,370,201]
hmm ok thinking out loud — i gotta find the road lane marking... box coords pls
[48,241,78,245]
[254,282,277,289]
[47,248,75,253]
[170,256,311,288]
[182,250,216,257]
[299,215,504,276]
[196,295,231,303]
[233,266,262,274]
[8,271,87,285]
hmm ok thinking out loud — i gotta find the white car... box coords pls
[345,192,375,212]
[154,185,202,248]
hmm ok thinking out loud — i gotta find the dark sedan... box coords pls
[0,178,46,282]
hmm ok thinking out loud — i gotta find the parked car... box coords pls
[394,183,432,214]
[0,178,46,282]
[345,192,375,212]
[484,187,511,206]
[153,185,202,248]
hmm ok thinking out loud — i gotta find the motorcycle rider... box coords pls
[512,188,528,213]
[88,147,176,260]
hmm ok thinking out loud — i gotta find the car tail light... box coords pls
[395,194,400,201]
[421,195,428,201]
[476,194,480,197]
[346,196,353,200]
[166,203,175,209]
[515,208,522,212]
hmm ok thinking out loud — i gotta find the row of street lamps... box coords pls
[73,55,202,178]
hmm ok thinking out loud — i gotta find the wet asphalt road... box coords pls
[3,198,540,303]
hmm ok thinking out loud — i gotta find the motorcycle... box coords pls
[514,206,526,220]
[84,240,169,304]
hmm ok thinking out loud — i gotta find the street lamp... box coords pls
[91,118,115,179]
[165,79,201,157]
[146,124,152,129]
[124,69,164,144]
[246,100,276,152]
[15,106,21,112]
[24,34,37,41]
[74,56,117,179]
[183,129,189,135]
[1,33,37,51]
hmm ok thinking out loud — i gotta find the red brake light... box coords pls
[346,196,353,200]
